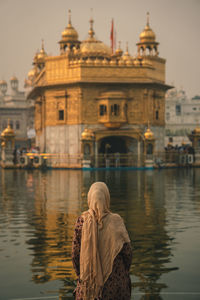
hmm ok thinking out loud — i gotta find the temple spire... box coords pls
[68,9,72,25]
[89,16,95,38]
[146,12,150,26]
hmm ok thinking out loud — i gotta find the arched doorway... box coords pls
[99,136,127,154]
[98,136,139,167]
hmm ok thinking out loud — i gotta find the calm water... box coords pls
[0,168,200,300]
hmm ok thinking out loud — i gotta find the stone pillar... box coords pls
[81,128,95,168]
[0,121,15,168]
[143,127,155,168]
[137,140,141,167]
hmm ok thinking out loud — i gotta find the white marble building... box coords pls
[165,87,200,146]
[0,77,35,149]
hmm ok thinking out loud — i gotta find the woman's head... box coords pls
[87,182,110,222]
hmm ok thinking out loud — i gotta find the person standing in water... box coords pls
[72,181,132,300]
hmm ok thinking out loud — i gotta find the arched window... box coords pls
[10,120,13,129]
[146,47,151,55]
[139,47,144,56]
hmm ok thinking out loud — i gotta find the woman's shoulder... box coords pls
[109,213,124,222]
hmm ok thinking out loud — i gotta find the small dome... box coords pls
[193,127,200,134]
[62,23,78,41]
[61,10,78,42]
[28,68,37,79]
[80,18,112,58]
[122,43,133,63]
[1,122,15,137]
[37,47,47,60]
[33,51,39,64]
[10,76,18,82]
[133,58,141,66]
[0,79,7,85]
[81,128,94,140]
[144,127,154,140]
[0,80,7,95]
[139,13,156,43]
[115,42,123,56]
[36,40,47,61]
[10,76,19,91]
[140,26,156,42]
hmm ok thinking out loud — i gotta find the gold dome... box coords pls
[0,79,7,86]
[144,127,154,140]
[1,122,15,137]
[37,40,47,60]
[33,50,39,64]
[0,80,7,95]
[115,41,123,56]
[80,18,112,58]
[81,128,94,140]
[193,127,200,134]
[0,79,7,85]
[122,43,133,62]
[10,75,18,82]
[62,10,78,41]
[139,12,156,43]
[62,23,78,41]
[140,26,156,42]
[28,67,37,79]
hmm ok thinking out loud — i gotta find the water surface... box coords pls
[0,168,200,300]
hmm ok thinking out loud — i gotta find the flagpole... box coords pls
[110,19,114,54]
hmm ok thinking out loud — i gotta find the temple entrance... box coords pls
[98,136,139,167]
[99,136,127,154]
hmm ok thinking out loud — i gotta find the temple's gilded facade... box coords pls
[27,11,170,168]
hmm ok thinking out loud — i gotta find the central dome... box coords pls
[80,18,111,58]
[81,39,112,58]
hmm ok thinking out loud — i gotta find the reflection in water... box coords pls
[0,168,200,299]
[129,171,178,300]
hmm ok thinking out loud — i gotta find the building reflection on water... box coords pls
[1,168,200,299]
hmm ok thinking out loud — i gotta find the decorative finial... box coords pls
[89,10,95,38]
[126,42,129,53]
[68,9,72,25]
[41,39,44,50]
[146,12,150,26]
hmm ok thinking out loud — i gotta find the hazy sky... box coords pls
[0,0,199,98]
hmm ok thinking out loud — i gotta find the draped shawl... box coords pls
[79,182,130,299]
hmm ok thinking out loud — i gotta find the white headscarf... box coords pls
[80,182,130,299]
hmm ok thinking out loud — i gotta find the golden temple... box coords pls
[27,11,171,168]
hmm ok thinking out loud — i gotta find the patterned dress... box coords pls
[72,216,132,300]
